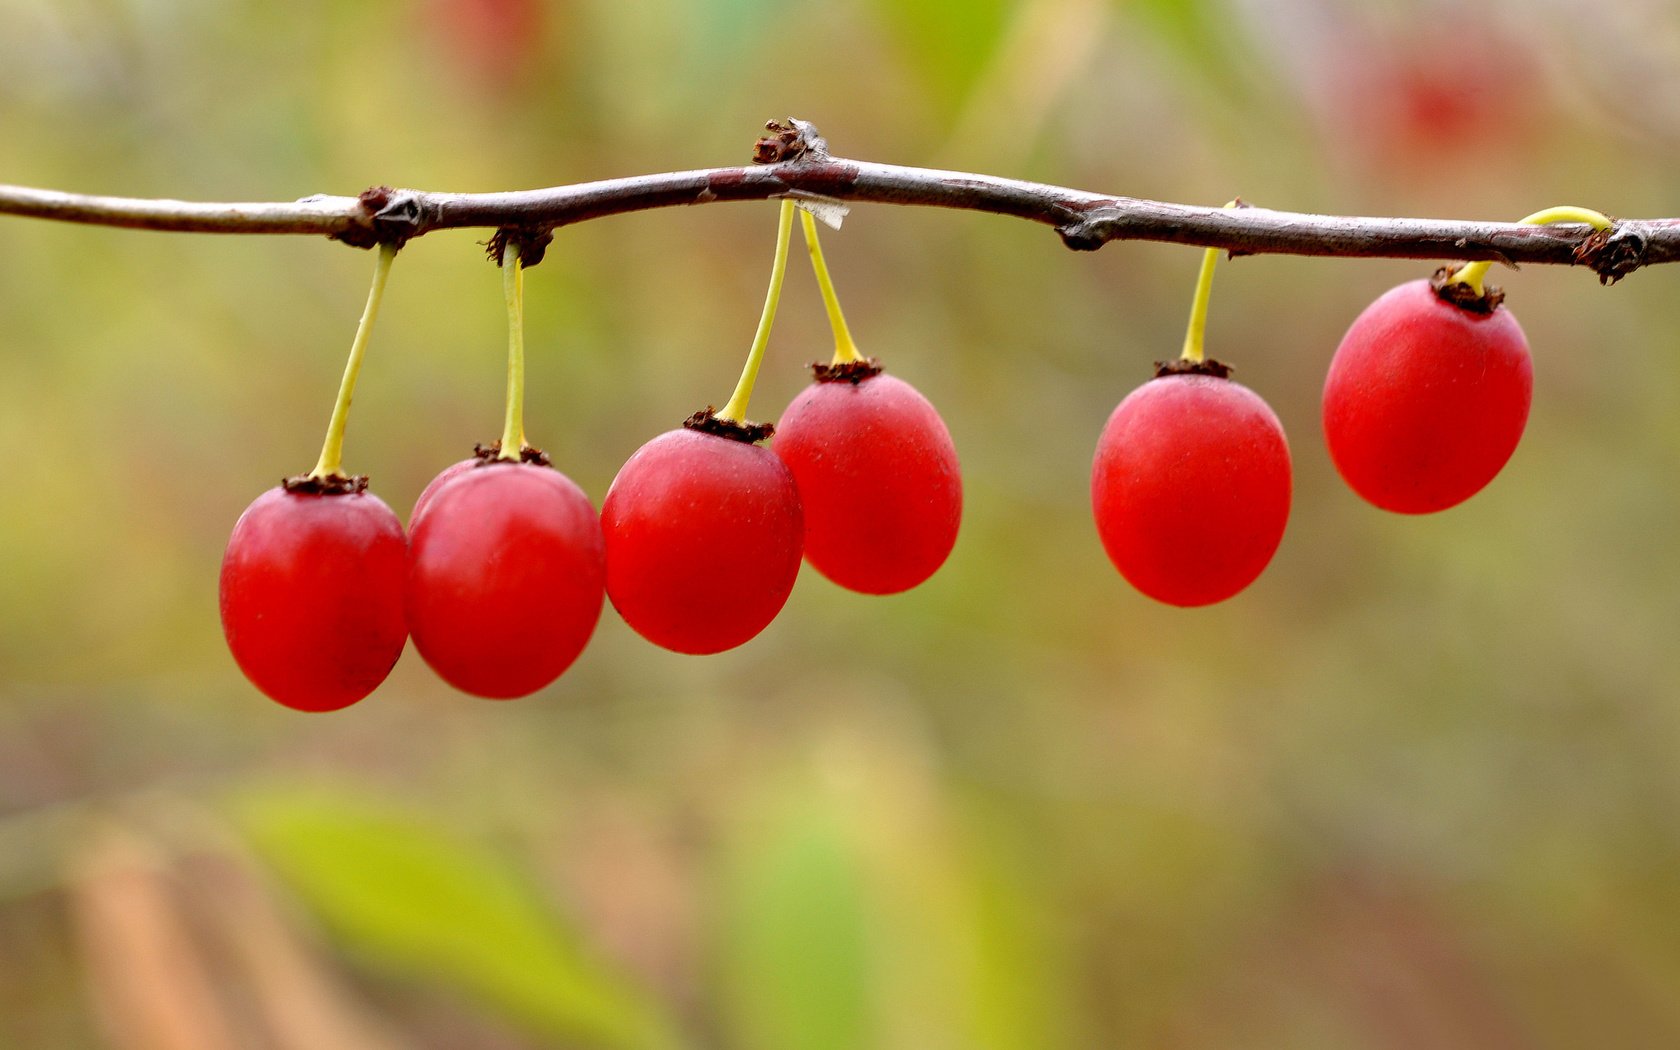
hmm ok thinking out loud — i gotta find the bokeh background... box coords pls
[4,0,1680,1046]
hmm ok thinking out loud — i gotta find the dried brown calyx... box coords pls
[485,227,554,268]
[471,441,552,466]
[1153,357,1233,379]
[282,473,369,495]
[810,358,883,384]
[683,407,774,444]
[1430,266,1505,313]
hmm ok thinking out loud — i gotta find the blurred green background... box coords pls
[4,0,1680,1046]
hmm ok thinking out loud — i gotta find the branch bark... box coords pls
[0,119,1672,282]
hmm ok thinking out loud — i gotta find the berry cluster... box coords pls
[219,200,1606,710]
[1091,205,1605,607]
[220,204,960,711]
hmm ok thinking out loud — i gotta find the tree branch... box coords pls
[0,119,1672,283]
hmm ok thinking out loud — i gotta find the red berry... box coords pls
[1091,371,1292,607]
[410,457,477,527]
[1323,279,1532,513]
[773,369,961,594]
[219,487,408,712]
[602,428,802,654]
[406,462,605,698]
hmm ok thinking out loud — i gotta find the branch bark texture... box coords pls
[0,119,1671,283]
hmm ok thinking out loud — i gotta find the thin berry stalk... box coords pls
[1446,206,1614,295]
[716,199,796,424]
[309,241,397,480]
[799,207,862,366]
[498,239,527,459]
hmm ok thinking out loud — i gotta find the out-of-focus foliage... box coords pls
[3,0,1680,1047]
[234,786,683,1049]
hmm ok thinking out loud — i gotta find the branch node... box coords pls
[332,185,429,250]
[754,118,828,165]
[1576,221,1645,285]
[1056,219,1108,251]
[1225,198,1255,258]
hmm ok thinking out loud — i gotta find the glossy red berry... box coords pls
[219,486,408,712]
[773,367,961,594]
[406,462,605,698]
[1092,370,1292,607]
[602,426,802,654]
[1323,278,1531,514]
[409,457,477,527]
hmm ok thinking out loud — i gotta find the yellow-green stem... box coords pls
[799,207,861,365]
[1446,205,1614,295]
[716,199,795,423]
[1179,244,1221,364]
[1179,201,1240,364]
[309,242,396,479]
[498,240,526,459]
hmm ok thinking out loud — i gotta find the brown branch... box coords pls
[0,118,1670,283]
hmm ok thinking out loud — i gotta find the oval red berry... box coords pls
[774,372,961,594]
[219,487,408,712]
[406,462,606,698]
[602,428,802,654]
[1323,278,1532,514]
[409,456,477,528]
[1091,374,1292,607]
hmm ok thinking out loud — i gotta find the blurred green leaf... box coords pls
[720,795,876,1050]
[863,810,1073,1050]
[231,786,685,1050]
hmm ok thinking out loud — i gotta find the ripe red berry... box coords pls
[406,461,605,698]
[1323,278,1532,514]
[773,365,961,594]
[602,425,802,654]
[410,457,477,527]
[1091,368,1292,607]
[219,486,408,712]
